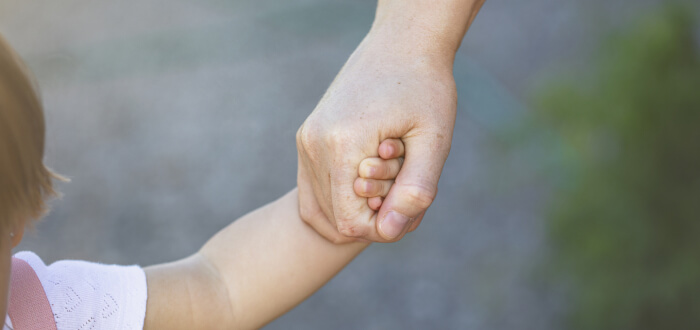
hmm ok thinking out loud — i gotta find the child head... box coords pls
[0,33,61,317]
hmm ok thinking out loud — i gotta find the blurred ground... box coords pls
[0,0,670,328]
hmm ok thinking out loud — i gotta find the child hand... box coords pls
[353,138,405,211]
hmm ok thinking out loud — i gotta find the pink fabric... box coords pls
[8,257,57,330]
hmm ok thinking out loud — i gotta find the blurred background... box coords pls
[2,0,699,329]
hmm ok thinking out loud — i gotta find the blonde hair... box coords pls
[0,34,64,230]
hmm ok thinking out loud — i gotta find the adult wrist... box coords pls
[365,23,456,72]
[369,0,483,68]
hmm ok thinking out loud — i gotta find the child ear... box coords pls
[10,221,25,248]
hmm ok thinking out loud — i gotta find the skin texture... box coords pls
[297,0,486,244]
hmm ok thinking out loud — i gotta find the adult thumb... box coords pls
[376,132,452,241]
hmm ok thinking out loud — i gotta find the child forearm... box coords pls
[199,188,368,328]
[144,188,368,329]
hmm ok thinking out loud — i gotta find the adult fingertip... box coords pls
[379,138,405,159]
[368,196,383,210]
[379,142,394,159]
[358,158,372,178]
[354,177,373,197]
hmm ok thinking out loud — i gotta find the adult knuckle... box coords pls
[325,126,351,149]
[296,124,315,150]
[403,184,437,210]
[298,124,328,164]
[295,125,304,145]
[338,227,359,238]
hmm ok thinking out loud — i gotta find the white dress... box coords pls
[5,251,147,330]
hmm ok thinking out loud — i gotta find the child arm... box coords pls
[144,139,405,329]
[143,188,368,330]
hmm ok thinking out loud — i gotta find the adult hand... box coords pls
[296,31,457,243]
[296,0,484,243]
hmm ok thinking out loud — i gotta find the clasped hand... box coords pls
[296,32,458,244]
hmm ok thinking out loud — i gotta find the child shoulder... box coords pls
[11,251,148,330]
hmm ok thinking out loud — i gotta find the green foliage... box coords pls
[534,6,700,329]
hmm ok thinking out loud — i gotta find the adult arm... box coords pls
[143,189,368,330]
[297,0,486,243]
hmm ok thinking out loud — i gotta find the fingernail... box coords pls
[380,211,410,239]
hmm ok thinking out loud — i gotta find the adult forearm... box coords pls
[370,0,485,68]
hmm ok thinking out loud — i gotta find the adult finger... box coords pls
[376,132,451,241]
[298,158,357,244]
[354,178,394,198]
[378,138,405,160]
[330,154,377,239]
[368,197,383,211]
[358,157,403,180]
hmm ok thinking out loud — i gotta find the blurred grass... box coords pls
[525,5,700,329]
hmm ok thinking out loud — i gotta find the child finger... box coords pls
[353,178,394,198]
[358,157,403,180]
[378,138,405,159]
[368,197,383,211]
